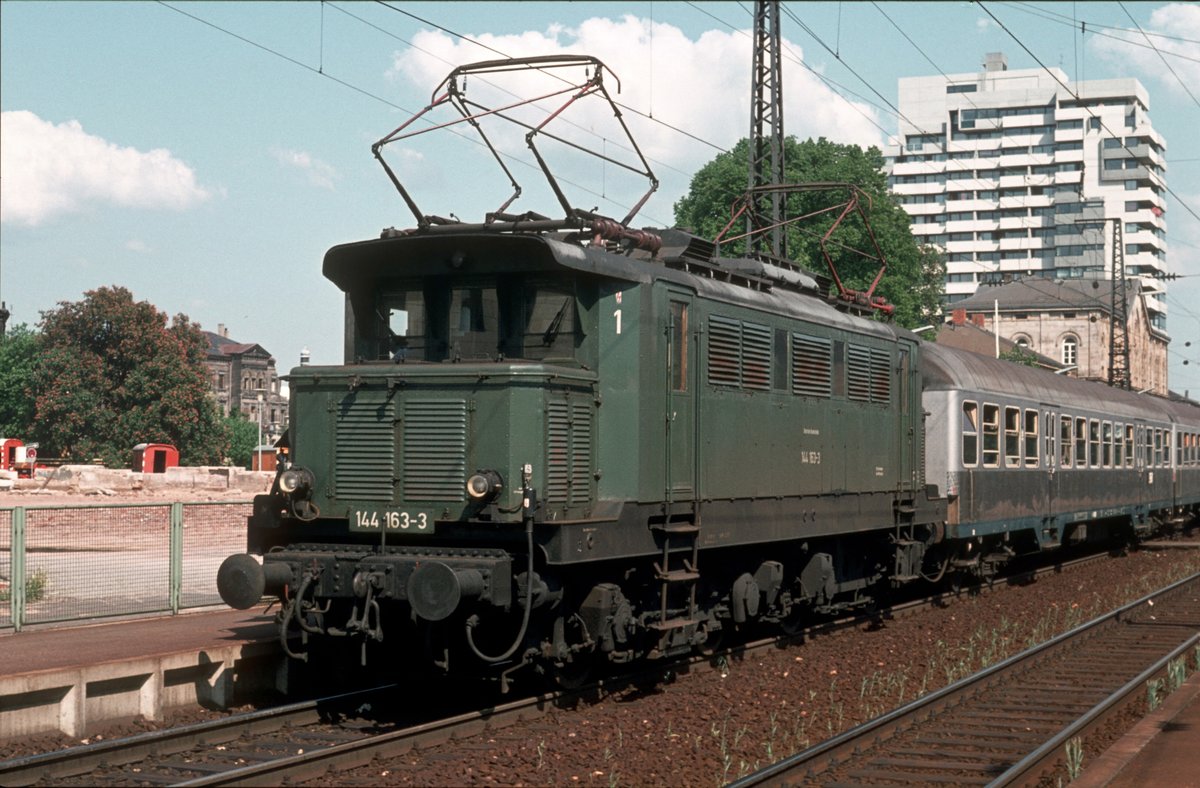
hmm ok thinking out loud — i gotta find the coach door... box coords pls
[665,293,697,504]
[1135,422,1148,508]
[1042,408,1058,520]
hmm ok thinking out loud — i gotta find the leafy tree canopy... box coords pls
[999,346,1042,367]
[674,136,944,327]
[223,413,259,469]
[0,324,39,439]
[31,286,227,466]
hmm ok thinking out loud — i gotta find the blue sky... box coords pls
[2,1,1198,393]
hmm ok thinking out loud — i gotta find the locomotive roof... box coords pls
[323,231,651,292]
[921,341,1176,423]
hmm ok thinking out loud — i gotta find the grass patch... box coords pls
[0,568,49,603]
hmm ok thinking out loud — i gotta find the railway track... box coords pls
[731,570,1200,787]
[0,551,1128,786]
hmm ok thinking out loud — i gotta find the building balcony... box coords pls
[998,237,1041,251]
[946,177,980,192]
[999,215,1051,231]
[903,202,945,216]
[893,181,946,195]
[890,160,937,176]
[999,153,1038,168]
[1054,170,1083,186]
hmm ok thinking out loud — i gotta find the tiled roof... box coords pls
[934,320,1062,369]
[955,278,1141,315]
[204,330,270,359]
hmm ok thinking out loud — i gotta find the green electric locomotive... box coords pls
[217,223,944,683]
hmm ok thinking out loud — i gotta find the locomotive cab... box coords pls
[218,231,630,677]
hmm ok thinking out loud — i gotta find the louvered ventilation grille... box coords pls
[546,400,593,505]
[792,333,832,398]
[546,401,570,503]
[870,348,891,403]
[335,395,395,501]
[742,322,771,391]
[846,345,873,402]
[707,316,741,386]
[403,399,467,501]
[571,403,592,504]
[846,345,891,404]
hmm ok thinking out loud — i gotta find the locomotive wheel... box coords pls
[551,612,596,689]
[552,652,595,689]
[780,605,808,636]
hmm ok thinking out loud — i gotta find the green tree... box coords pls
[999,346,1041,367]
[0,324,39,439]
[674,136,945,327]
[31,286,227,466]
[223,413,259,468]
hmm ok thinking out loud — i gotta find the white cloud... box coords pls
[125,238,151,253]
[1089,4,1200,100]
[384,15,884,221]
[270,147,339,191]
[0,110,210,226]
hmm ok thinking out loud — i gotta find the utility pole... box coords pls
[1108,220,1130,390]
[1075,216,1130,390]
[747,0,785,258]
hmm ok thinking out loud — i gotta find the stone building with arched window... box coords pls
[951,278,1169,395]
[204,324,288,443]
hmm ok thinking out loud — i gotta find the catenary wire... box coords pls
[1117,1,1200,111]
[154,1,671,226]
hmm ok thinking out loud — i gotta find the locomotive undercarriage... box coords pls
[249,519,969,689]
[234,504,1184,691]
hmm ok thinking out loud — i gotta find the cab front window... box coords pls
[373,275,580,363]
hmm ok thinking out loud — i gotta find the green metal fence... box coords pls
[1,502,251,632]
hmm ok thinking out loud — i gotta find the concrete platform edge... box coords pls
[0,641,286,739]
[1073,669,1200,788]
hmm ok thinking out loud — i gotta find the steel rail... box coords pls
[0,549,1119,786]
[729,570,1200,787]
[0,686,394,787]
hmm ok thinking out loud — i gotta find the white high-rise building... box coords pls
[888,52,1169,332]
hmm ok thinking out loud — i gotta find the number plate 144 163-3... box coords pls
[352,510,432,532]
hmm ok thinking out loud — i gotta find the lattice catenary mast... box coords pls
[747,0,785,258]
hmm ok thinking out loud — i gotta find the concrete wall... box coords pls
[15,465,272,495]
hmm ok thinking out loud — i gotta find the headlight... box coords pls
[278,467,314,495]
[466,470,503,503]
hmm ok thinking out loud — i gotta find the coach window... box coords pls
[670,302,688,391]
[1114,423,1124,467]
[1060,415,1073,468]
[1125,425,1135,467]
[1166,431,1174,467]
[983,404,1000,467]
[1075,417,1087,467]
[1025,410,1040,467]
[1043,412,1055,468]
[962,401,979,466]
[1153,430,1162,466]
[1089,420,1101,467]
[1102,422,1113,468]
[1004,407,1021,467]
